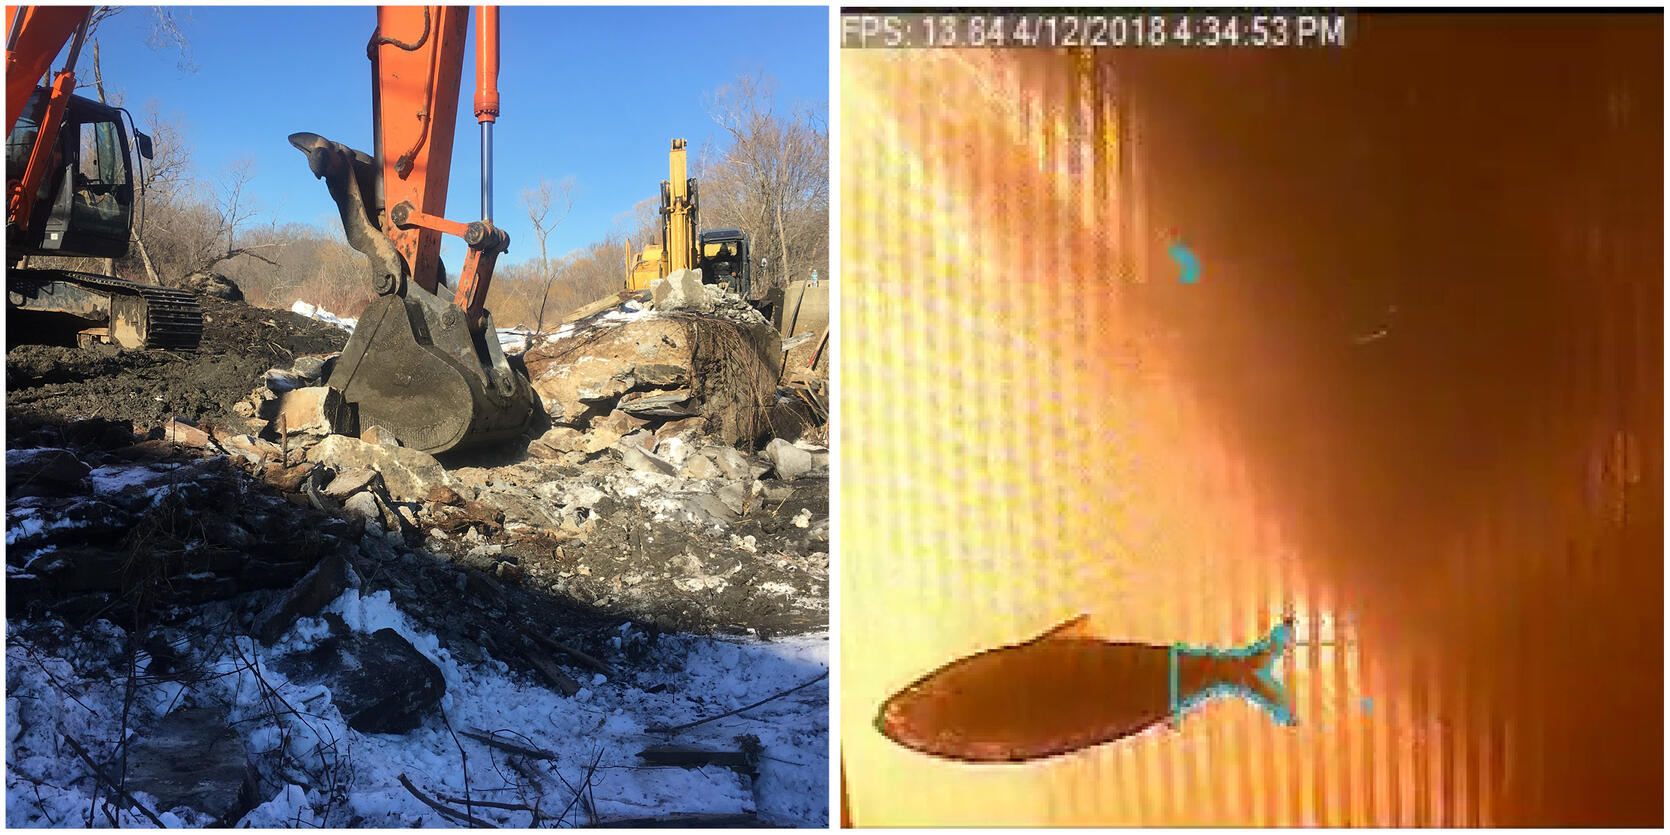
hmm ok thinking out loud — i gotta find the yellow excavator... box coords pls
[625,138,753,301]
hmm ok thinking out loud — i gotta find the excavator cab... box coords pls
[6,78,197,351]
[698,227,751,300]
[6,87,144,260]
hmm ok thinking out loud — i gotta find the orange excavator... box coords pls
[5,5,201,350]
[6,6,537,454]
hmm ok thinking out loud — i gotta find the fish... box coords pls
[875,615,1297,763]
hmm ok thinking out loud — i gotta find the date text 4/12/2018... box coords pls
[840,13,1351,50]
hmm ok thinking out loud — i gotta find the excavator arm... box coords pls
[6,5,91,235]
[291,5,534,454]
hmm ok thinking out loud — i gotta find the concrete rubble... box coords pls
[4,280,830,828]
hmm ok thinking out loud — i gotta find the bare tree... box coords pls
[522,176,575,333]
[77,6,195,283]
[203,157,278,271]
[702,71,829,295]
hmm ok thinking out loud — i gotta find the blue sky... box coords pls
[83,5,828,269]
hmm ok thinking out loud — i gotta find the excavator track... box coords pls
[9,269,204,351]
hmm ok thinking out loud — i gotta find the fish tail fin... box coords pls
[1237,617,1297,726]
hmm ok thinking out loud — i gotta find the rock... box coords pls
[764,438,813,481]
[679,492,738,526]
[62,417,136,449]
[6,448,89,494]
[630,363,686,387]
[212,429,281,465]
[174,270,244,302]
[535,426,586,453]
[709,446,762,481]
[425,484,463,506]
[342,491,381,521]
[273,387,348,437]
[592,409,649,437]
[269,628,445,734]
[650,269,714,313]
[809,447,830,471]
[290,354,335,384]
[254,550,358,644]
[125,706,257,825]
[654,416,706,447]
[616,443,677,477]
[716,482,753,516]
[681,453,721,480]
[232,400,257,418]
[617,389,699,419]
[162,418,216,449]
[581,427,623,455]
[361,425,401,447]
[523,312,780,446]
[306,435,458,502]
[260,461,313,493]
[110,439,177,461]
[792,508,813,528]
[620,429,656,452]
[323,468,380,498]
[263,369,307,394]
[577,376,634,404]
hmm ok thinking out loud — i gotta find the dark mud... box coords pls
[7,297,348,436]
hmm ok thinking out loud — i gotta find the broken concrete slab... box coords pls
[618,389,699,419]
[273,386,348,437]
[263,368,307,394]
[306,435,459,502]
[124,706,258,825]
[650,269,714,313]
[522,311,780,446]
[290,354,336,385]
[270,628,446,734]
[710,446,767,481]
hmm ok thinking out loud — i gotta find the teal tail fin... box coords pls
[1240,617,1297,726]
[1170,617,1297,727]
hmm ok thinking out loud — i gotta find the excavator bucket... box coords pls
[328,289,537,455]
[290,131,537,455]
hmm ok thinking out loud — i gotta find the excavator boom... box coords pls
[291,5,534,454]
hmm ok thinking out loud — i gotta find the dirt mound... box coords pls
[7,296,349,435]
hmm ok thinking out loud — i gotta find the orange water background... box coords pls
[839,15,1661,826]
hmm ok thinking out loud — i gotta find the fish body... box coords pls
[876,616,1295,763]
